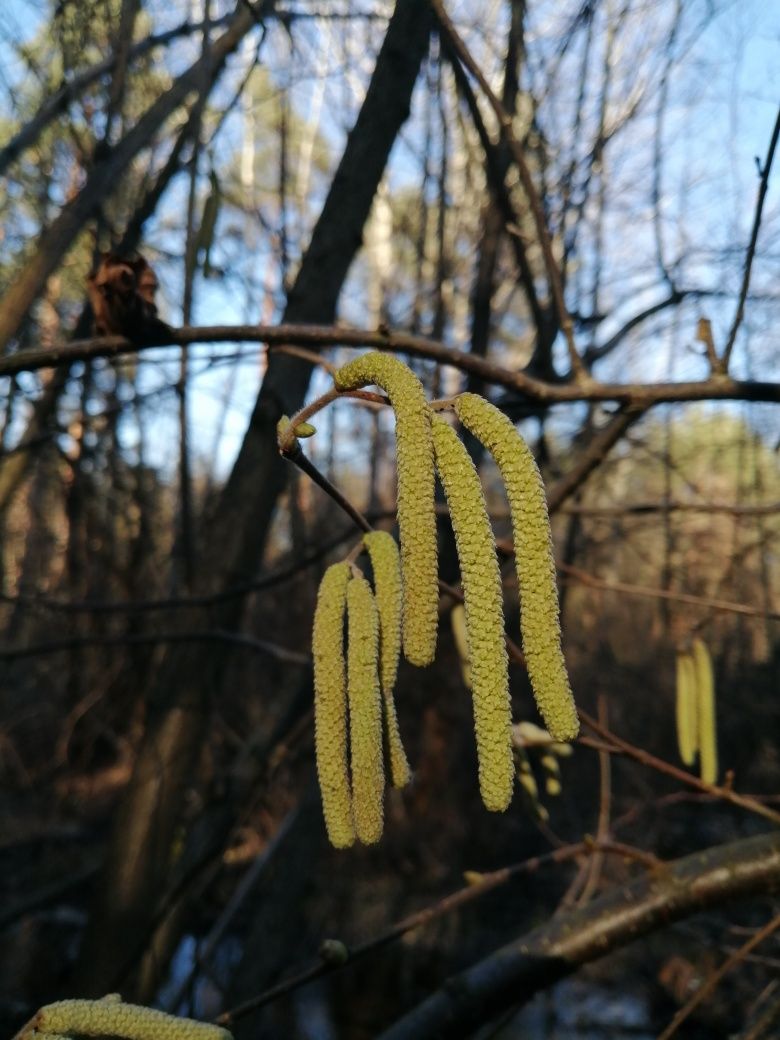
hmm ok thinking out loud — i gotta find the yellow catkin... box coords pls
[312,562,355,848]
[432,417,514,812]
[36,1000,231,1040]
[454,392,579,742]
[335,353,438,666]
[692,638,718,785]
[675,651,698,767]
[363,531,411,788]
[346,574,385,844]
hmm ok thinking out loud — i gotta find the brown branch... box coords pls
[0,629,310,665]
[3,324,779,405]
[579,712,780,826]
[721,107,780,372]
[377,830,780,1039]
[561,564,780,621]
[559,500,780,518]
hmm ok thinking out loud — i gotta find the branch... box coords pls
[0,628,310,665]
[3,324,779,405]
[561,563,780,621]
[721,107,780,372]
[377,830,780,1039]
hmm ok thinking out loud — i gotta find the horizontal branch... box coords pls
[0,628,310,665]
[378,830,780,1039]
[2,324,778,406]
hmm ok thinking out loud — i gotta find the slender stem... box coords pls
[721,107,780,372]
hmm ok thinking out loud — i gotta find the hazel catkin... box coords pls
[35,1000,231,1040]
[453,392,579,742]
[432,417,514,812]
[335,353,438,667]
[312,562,355,848]
[347,573,385,844]
[363,531,411,788]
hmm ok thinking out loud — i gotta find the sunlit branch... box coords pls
[2,324,778,405]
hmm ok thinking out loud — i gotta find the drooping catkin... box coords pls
[335,353,438,666]
[35,1000,231,1040]
[432,417,514,812]
[675,651,698,767]
[692,638,718,785]
[347,573,385,844]
[312,562,354,849]
[363,531,411,788]
[454,392,579,742]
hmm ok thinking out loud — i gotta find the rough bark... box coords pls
[73,0,432,999]
[378,830,780,1039]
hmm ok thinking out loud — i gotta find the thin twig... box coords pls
[721,107,780,372]
[0,629,310,664]
[561,564,780,621]
[579,712,780,826]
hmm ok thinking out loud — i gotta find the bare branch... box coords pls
[377,830,780,1039]
[2,324,778,405]
[721,106,780,372]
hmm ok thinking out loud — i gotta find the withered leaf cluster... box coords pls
[86,253,170,340]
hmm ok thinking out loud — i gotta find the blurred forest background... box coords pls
[0,1,779,1037]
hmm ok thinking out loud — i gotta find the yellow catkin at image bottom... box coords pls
[35,1000,231,1040]
[347,573,385,844]
[312,562,355,849]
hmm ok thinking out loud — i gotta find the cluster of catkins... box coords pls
[311,353,579,847]
[675,638,718,784]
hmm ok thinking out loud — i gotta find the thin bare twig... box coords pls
[721,107,780,372]
[579,712,780,826]
[561,564,780,621]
